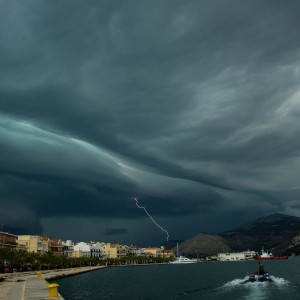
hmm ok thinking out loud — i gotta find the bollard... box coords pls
[48,283,60,298]
[36,271,42,279]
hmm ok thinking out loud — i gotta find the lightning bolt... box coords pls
[133,197,169,241]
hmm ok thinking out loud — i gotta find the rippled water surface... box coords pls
[54,258,300,300]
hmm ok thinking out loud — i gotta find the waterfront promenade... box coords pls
[0,266,105,299]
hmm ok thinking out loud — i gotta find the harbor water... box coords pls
[54,258,300,300]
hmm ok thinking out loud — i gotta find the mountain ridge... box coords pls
[173,213,300,256]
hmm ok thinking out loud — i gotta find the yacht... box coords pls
[170,255,197,264]
[170,243,197,264]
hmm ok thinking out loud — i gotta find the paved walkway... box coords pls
[0,274,53,300]
[0,266,105,299]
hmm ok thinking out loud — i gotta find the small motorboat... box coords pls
[248,272,272,282]
[246,262,272,283]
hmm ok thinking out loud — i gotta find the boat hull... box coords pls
[170,261,197,264]
[254,256,288,260]
[247,274,272,282]
[170,256,197,264]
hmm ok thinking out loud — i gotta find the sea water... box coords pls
[53,258,300,299]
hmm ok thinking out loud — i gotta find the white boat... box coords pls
[170,255,197,264]
[170,243,197,264]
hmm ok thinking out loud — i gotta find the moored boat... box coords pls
[170,255,197,264]
[170,243,197,264]
[254,247,288,260]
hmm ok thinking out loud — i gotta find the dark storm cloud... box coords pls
[104,228,128,236]
[1,0,300,243]
[0,201,43,234]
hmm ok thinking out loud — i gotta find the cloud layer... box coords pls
[1,0,300,244]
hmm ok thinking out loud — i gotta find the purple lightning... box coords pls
[133,197,170,241]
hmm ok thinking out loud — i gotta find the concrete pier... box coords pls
[0,266,105,300]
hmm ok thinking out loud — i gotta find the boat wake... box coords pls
[174,276,290,300]
[222,276,249,288]
[221,275,289,289]
[269,275,289,286]
[219,276,289,300]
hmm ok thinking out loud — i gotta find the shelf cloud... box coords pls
[1,0,300,244]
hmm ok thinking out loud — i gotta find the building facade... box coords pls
[50,239,63,256]
[90,242,103,258]
[143,247,163,257]
[73,242,103,258]
[100,243,129,259]
[217,252,246,261]
[62,240,74,257]
[0,232,18,250]
[17,235,50,253]
[101,243,116,259]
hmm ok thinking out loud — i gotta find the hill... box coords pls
[175,213,300,256]
[176,233,232,257]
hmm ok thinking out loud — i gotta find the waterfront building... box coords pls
[101,243,129,259]
[17,235,50,253]
[90,242,103,258]
[0,232,18,250]
[73,242,92,258]
[162,249,174,258]
[50,239,63,256]
[217,250,257,261]
[128,246,173,258]
[16,243,27,251]
[115,244,129,258]
[101,243,115,258]
[206,255,218,261]
[62,240,74,257]
[243,250,257,260]
[143,247,163,257]
[73,242,103,258]
[217,252,246,261]
[128,247,145,256]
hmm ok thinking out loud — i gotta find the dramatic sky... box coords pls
[2,0,300,245]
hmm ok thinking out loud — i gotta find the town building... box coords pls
[161,249,174,258]
[128,247,145,256]
[90,242,104,258]
[73,242,103,258]
[0,232,18,250]
[244,250,257,260]
[143,247,163,257]
[115,244,129,258]
[217,250,257,261]
[127,246,173,258]
[50,239,63,256]
[218,252,246,261]
[62,240,74,257]
[73,242,91,258]
[17,235,50,254]
[101,243,115,258]
[101,243,129,259]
